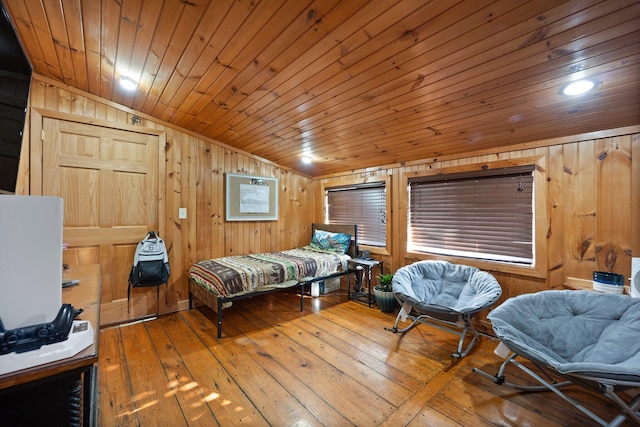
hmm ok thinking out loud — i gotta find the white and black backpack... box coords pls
[127,231,170,309]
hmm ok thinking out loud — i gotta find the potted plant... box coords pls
[374,273,397,313]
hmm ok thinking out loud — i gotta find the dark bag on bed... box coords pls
[127,232,170,311]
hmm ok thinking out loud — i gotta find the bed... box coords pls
[189,223,358,338]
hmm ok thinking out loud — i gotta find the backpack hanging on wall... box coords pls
[127,231,170,311]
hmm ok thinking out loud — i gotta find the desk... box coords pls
[347,258,384,307]
[0,264,101,426]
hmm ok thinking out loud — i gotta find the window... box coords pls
[408,165,534,265]
[326,182,386,247]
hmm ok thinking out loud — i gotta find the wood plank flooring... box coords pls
[97,290,631,426]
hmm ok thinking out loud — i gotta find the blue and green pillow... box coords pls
[309,229,351,255]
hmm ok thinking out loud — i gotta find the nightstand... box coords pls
[347,258,384,307]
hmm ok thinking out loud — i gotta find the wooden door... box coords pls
[42,117,161,325]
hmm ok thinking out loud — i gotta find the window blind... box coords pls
[408,168,534,264]
[326,184,386,246]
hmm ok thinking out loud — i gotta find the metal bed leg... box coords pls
[217,299,223,339]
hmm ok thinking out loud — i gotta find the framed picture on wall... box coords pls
[225,173,278,221]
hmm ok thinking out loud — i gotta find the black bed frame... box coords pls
[188,223,358,338]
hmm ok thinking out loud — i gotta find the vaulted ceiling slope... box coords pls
[4,0,640,176]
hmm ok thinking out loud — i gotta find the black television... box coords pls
[0,5,31,194]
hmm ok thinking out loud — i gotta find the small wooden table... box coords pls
[0,264,101,426]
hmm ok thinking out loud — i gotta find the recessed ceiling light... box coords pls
[301,156,312,164]
[119,76,138,91]
[562,79,595,96]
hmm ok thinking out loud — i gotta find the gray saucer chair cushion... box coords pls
[488,290,640,379]
[392,260,502,316]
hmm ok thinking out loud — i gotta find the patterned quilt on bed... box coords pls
[189,247,349,298]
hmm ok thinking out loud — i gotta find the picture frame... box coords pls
[225,173,278,221]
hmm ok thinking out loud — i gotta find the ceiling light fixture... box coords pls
[119,76,138,91]
[301,156,312,164]
[561,79,595,96]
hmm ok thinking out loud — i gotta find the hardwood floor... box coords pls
[98,290,630,426]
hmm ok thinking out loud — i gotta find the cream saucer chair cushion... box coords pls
[388,260,502,358]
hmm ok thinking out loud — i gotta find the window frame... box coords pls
[401,156,547,278]
[321,175,391,256]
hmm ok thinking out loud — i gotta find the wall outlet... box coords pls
[178,208,187,219]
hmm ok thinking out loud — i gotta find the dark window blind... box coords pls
[326,184,386,246]
[408,167,534,264]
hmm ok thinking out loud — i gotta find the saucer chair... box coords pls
[387,260,502,358]
[474,290,640,426]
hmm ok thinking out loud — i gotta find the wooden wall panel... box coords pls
[633,134,640,260]
[23,76,315,321]
[546,144,565,291]
[316,127,640,306]
[19,75,639,325]
[564,140,597,280]
[595,136,633,275]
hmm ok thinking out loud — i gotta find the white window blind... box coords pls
[326,183,386,247]
[408,166,534,264]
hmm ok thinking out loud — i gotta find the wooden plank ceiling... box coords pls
[4,0,639,177]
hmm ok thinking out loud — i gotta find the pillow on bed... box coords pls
[309,229,352,254]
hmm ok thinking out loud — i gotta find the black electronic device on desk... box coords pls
[0,304,83,355]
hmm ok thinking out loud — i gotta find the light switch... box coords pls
[178,208,187,219]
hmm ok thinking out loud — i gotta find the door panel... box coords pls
[42,118,160,325]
